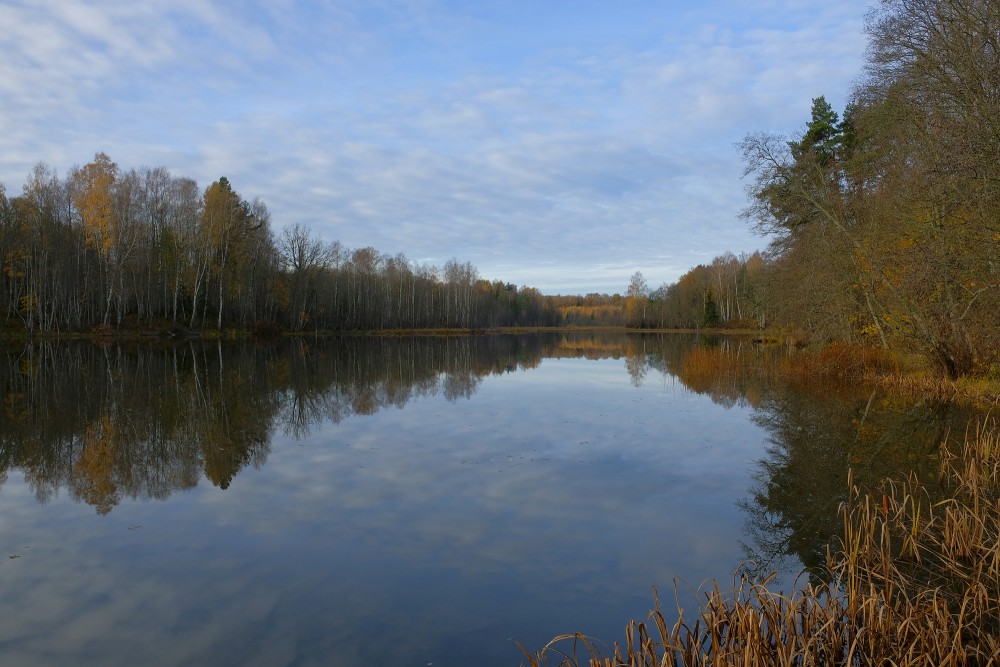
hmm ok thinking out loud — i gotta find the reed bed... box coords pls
[869,373,1000,407]
[776,342,902,384]
[523,422,1000,666]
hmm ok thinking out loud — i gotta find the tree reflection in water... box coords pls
[0,334,605,513]
[650,337,981,580]
[0,331,980,588]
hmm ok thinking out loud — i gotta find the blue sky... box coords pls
[0,0,870,295]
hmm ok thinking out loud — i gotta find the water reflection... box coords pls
[3,341,276,512]
[643,338,981,579]
[1,335,978,564]
[0,333,984,665]
[0,333,650,514]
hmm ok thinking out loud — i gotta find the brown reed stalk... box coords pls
[525,421,1000,667]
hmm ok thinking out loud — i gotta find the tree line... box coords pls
[0,156,560,335]
[744,0,1000,377]
[614,0,1000,377]
[549,253,770,332]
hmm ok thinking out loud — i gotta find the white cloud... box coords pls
[0,0,872,294]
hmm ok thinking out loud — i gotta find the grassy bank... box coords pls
[524,421,1000,666]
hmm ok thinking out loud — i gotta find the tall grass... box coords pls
[523,421,1000,666]
[776,342,902,384]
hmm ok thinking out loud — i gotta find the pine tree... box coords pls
[703,288,720,328]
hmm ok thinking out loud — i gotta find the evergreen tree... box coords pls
[794,96,841,164]
[703,288,719,328]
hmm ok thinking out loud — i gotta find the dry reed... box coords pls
[776,342,902,384]
[523,421,1000,667]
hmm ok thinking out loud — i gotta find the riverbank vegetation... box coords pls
[524,420,1000,666]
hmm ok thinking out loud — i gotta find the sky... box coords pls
[0,0,871,295]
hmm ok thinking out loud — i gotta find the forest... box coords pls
[0,160,561,336]
[622,0,1000,379]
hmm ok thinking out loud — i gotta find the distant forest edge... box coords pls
[0,161,564,334]
[0,156,767,339]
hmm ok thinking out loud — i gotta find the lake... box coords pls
[0,333,980,666]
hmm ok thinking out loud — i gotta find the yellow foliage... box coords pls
[72,153,118,256]
[18,356,36,377]
[560,305,621,318]
[18,292,35,314]
[72,414,120,514]
[2,248,29,278]
[859,323,882,338]
[556,336,622,355]
[559,305,622,326]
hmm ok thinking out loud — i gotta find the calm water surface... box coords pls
[0,334,979,665]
